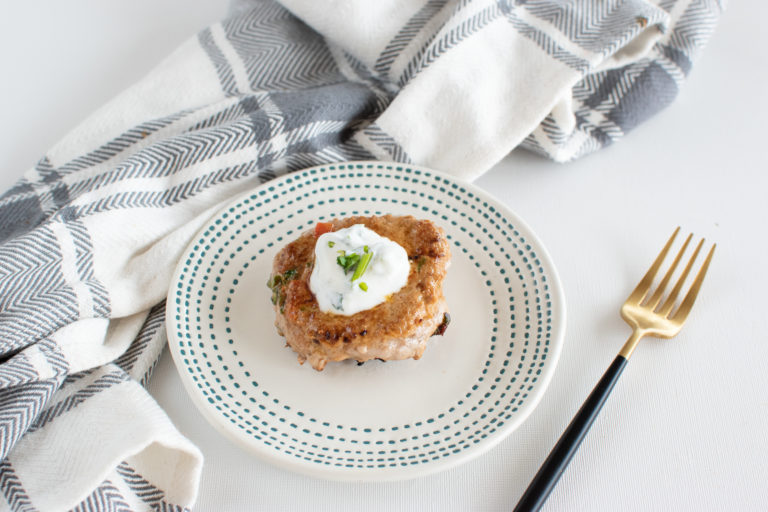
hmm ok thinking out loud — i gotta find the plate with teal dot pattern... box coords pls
[166,161,566,481]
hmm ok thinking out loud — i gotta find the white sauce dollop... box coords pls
[310,224,409,316]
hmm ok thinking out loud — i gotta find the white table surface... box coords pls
[2,1,767,511]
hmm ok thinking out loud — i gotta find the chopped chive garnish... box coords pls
[359,282,368,291]
[351,250,372,281]
[336,251,360,273]
[363,245,369,253]
[328,241,335,248]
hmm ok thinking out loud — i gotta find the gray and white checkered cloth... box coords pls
[0,0,722,509]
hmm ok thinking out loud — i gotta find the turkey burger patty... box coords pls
[267,215,451,371]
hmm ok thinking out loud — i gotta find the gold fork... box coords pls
[514,228,715,512]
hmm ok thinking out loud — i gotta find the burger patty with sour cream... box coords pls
[267,215,451,371]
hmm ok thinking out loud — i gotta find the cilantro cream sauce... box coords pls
[310,224,409,316]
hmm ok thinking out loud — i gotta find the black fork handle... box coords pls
[513,355,628,512]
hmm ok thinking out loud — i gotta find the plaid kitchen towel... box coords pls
[0,0,722,509]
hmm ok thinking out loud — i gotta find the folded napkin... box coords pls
[0,0,721,509]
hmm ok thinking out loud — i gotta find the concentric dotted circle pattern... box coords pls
[168,162,564,478]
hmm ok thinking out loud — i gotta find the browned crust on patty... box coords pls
[269,215,450,370]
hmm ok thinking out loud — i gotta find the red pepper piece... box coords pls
[314,222,333,237]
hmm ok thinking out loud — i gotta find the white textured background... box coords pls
[2,1,767,510]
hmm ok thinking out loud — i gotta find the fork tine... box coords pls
[646,233,692,310]
[658,237,703,316]
[671,243,715,322]
[626,227,680,305]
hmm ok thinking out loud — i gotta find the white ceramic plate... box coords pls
[167,161,565,481]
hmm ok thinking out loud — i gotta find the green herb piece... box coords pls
[363,245,369,253]
[433,312,451,336]
[267,274,282,289]
[417,255,427,271]
[336,250,348,269]
[351,250,373,281]
[269,269,298,312]
[359,282,368,292]
[336,251,360,273]
[328,241,335,248]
